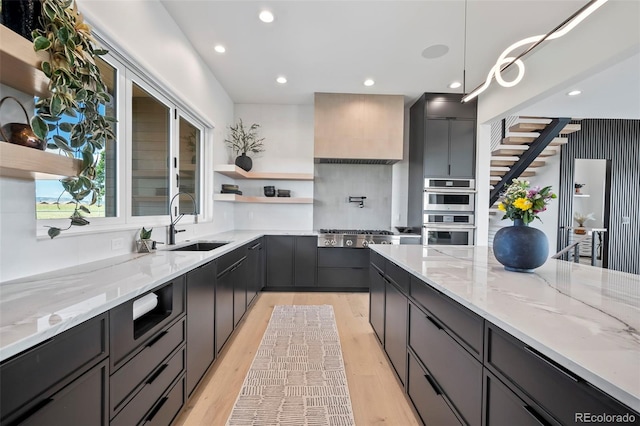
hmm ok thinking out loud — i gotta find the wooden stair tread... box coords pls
[502,136,567,146]
[492,148,557,157]
[491,170,536,177]
[490,158,545,167]
[508,122,580,134]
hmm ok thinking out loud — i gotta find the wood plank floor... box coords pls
[173,292,420,426]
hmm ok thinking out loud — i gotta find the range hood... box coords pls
[314,93,404,164]
[314,157,397,165]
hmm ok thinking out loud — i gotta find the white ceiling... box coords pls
[161,0,639,119]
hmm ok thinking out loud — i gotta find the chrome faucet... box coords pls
[168,192,198,245]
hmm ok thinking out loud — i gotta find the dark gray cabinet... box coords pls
[265,235,317,288]
[384,280,407,386]
[317,248,368,289]
[233,255,248,327]
[408,93,477,230]
[368,263,385,345]
[215,249,245,354]
[186,260,216,397]
[0,314,109,426]
[246,239,264,305]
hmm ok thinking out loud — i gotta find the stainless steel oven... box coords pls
[423,191,475,212]
[422,226,475,246]
[424,212,474,225]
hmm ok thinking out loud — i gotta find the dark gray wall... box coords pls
[558,119,640,274]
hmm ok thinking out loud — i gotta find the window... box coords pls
[35,35,207,234]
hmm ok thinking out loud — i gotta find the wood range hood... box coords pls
[314,92,404,165]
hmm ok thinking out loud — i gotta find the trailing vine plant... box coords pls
[30,0,116,238]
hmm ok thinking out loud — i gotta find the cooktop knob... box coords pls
[346,240,353,246]
[324,240,331,246]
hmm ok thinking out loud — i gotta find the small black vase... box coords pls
[493,219,548,272]
[1,0,42,41]
[235,153,252,172]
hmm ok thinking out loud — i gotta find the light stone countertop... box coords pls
[370,245,640,412]
[0,230,315,363]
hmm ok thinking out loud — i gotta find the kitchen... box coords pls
[0,1,639,425]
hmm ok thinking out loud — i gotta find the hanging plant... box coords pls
[30,0,116,238]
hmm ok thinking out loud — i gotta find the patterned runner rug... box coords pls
[226,305,356,426]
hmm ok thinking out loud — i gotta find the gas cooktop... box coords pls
[318,229,394,235]
[317,229,398,247]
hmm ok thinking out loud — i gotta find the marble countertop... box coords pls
[370,245,640,412]
[0,230,315,363]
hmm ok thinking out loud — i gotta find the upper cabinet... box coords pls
[409,93,477,179]
[314,93,404,163]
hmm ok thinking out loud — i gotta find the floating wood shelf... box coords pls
[214,194,313,204]
[214,164,313,180]
[0,143,82,180]
[0,25,50,97]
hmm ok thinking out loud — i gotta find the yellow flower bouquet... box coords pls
[497,179,556,225]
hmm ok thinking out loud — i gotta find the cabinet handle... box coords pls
[425,315,444,331]
[145,396,168,423]
[424,374,443,396]
[146,330,169,348]
[11,398,53,424]
[524,346,580,383]
[249,243,261,250]
[146,363,168,384]
[523,404,552,426]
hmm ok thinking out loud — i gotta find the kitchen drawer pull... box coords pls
[424,374,443,396]
[11,398,53,424]
[146,330,169,348]
[425,315,444,331]
[524,346,580,383]
[523,404,552,426]
[146,363,168,385]
[144,396,168,423]
[249,243,261,250]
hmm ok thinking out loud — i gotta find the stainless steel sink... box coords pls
[169,241,229,251]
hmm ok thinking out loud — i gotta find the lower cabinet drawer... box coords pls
[409,304,482,425]
[18,359,108,426]
[317,267,368,288]
[484,370,558,426]
[145,375,186,426]
[0,313,108,422]
[407,352,461,426]
[111,347,185,426]
[110,318,185,416]
[486,324,637,425]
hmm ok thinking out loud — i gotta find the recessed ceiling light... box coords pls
[364,79,375,87]
[259,10,274,23]
[214,45,226,53]
[449,81,462,89]
[276,76,287,84]
[567,90,582,96]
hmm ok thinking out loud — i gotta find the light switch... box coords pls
[622,216,630,225]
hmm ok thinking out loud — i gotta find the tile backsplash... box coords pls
[313,163,392,230]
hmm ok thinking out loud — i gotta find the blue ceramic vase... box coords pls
[493,219,548,272]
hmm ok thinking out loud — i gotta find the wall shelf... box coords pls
[573,194,591,198]
[0,25,50,97]
[214,194,313,204]
[213,164,313,180]
[0,143,82,180]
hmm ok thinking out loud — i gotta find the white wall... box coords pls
[0,0,235,281]
[231,104,314,230]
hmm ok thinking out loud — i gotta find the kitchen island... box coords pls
[370,244,639,424]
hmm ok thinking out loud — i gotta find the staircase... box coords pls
[489,117,581,211]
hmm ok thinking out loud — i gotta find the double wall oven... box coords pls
[423,178,476,245]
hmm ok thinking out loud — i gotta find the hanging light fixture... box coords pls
[462,0,608,103]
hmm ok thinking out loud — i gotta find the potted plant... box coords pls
[574,183,585,194]
[224,118,265,172]
[573,212,595,234]
[30,0,116,238]
[137,227,154,253]
[493,179,557,272]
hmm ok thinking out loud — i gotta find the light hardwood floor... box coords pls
[173,292,420,426]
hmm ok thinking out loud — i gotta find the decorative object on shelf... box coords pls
[574,212,595,235]
[30,0,116,238]
[0,0,42,40]
[493,179,556,272]
[264,185,275,197]
[224,119,265,172]
[277,189,290,197]
[221,184,242,195]
[575,182,585,194]
[0,96,46,150]
[136,227,156,253]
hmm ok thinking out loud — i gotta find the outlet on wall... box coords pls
[622,216,630,225]
[111,238,124,250]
